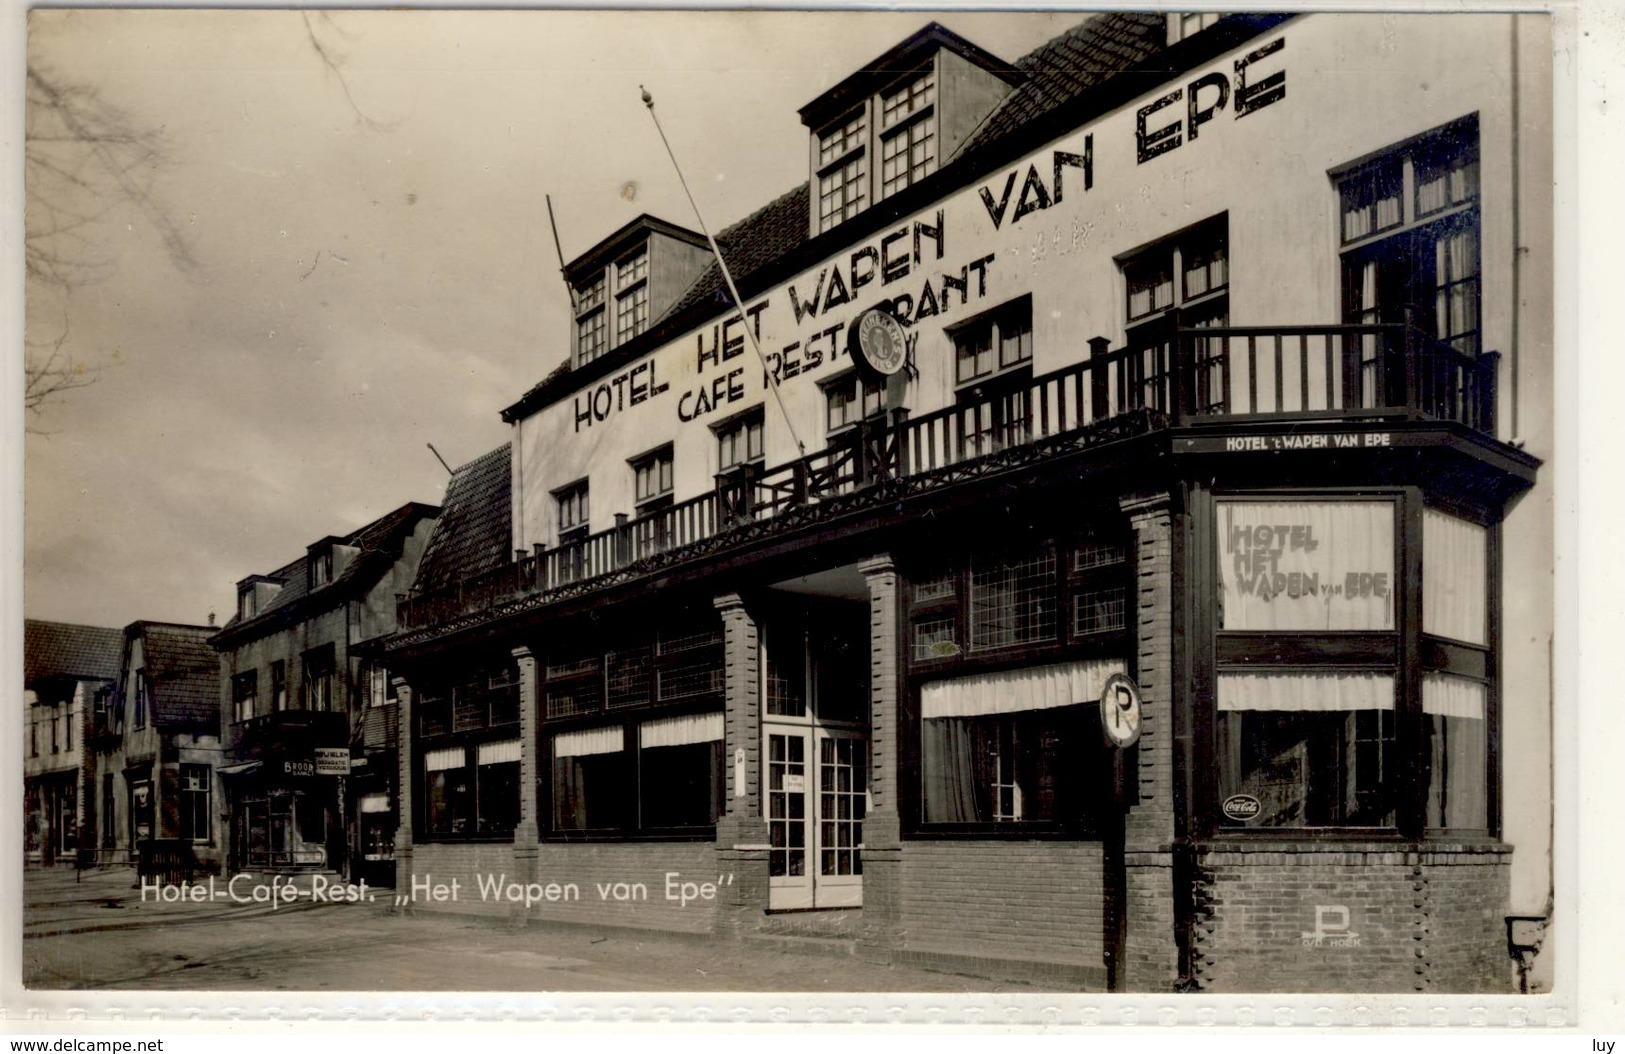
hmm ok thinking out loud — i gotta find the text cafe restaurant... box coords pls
[378,12,1552,992]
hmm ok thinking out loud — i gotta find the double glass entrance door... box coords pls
[766,727,867,909]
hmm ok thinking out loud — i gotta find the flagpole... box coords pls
[640,86,806,457]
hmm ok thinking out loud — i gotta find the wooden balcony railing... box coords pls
[397,323,1498,630]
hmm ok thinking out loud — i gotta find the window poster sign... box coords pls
[1217,500,1395,631]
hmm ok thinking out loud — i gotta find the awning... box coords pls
[218,761,263,776]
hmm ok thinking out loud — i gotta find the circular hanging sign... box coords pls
[847,306,908,377]
[1221,794,1262,822]
[1099,672,1143,749]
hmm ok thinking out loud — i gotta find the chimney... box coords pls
[208,612,216,628]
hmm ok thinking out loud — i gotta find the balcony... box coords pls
[229,709,350,763]
[397,323,1497,632]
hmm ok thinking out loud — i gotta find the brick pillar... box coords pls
[511,645,540,924]
[392,675,414,912]
[713,593,768,938]
[1119,491,1179,991]
[857,554,902,964]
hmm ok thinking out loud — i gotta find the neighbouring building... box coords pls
[86,621,224,871]
[210,502,439,888]
[23,620,121,867]
[380,12,1553,993]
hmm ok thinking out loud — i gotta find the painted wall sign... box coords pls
[848,307,908,377]
[1100,672,1143,749]
[282,759,317,778]
[1221,794,1262,822]
[1217,500,1395,630]
[572,358,671,433]
[733,747,746,799]
[977,144,1093,230]
[1302,905,1362,949]
[1137,37,1287,164]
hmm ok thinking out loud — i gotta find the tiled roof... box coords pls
[138,622,220,732]
[23,620,122,686]
[414,444,513,592]
[217,501,439,639]
[662,184,812,322]
[955,12,1168,158]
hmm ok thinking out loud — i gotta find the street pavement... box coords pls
[23,867,1073,993]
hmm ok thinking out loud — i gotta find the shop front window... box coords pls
[1216,672,1397,828]
[550,713,723,835]
[1211,494,1493,835]
[918,660,1116,829]
[422,740,521,838]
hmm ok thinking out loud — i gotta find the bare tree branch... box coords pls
[24,65,194,423]
[301,12,394,132]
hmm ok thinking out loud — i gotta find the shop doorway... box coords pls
[234,789,336,870]
[766,727,867,909]
[760,575,871,911]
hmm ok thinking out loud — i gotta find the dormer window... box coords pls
[878,69,937,200]
[238,588,257,622]
[310,547,334,588]
[563,217,711,370]
[576,276,608,365]
[800,25,1019,237]
[1168,12,1223,44]
[816,112,868,233]
[614,248,650,345]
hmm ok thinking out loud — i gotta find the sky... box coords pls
[21,7,1086,629]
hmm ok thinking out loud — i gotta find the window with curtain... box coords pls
[1339,117,1481,360]
[1424,673,1488,829]
[421,740,520,839]
[1217,500,1395,631]
[1422,508,1488,645]
[550,714,722,835]
[1216,672,1398,828]
[919,660,1117,828]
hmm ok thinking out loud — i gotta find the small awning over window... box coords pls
[921,659,1125,720]
[477,739,521,765]
[553,725,625,758]
[1217,671,1394,712]
[424,747,464,772]
[640,712,723,749]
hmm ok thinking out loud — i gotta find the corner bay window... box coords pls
[1211,497,1491,833]
[920,660,1118,827]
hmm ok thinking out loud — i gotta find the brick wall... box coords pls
[1190,843,1512,993]
[898,840,1107,985]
